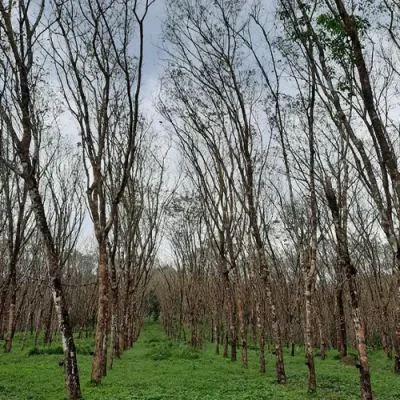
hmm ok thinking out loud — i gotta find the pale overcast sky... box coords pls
[141,1,165,116]
[79,1,169,250]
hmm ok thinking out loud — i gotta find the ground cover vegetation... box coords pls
[1,323,399,400]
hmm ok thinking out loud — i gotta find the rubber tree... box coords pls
[52,0,154,383]
[0,1,82,398]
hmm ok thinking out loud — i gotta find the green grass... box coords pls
[0,323,398,400]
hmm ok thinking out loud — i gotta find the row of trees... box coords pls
[0,1,168,399]
[153,1,400,399]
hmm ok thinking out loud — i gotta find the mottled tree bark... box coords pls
[348,267,372,400]
[0,0,82,394]
[30,182,82,400]
[334,0,400,378]
[324,175,372,400]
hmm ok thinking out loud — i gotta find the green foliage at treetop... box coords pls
[316,13,369,64]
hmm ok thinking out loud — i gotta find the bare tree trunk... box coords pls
[30,208,82,400]
[394,272,400,373]
[21,286,39,351]
[303,43,318,392]
[213,312,219,355]
[109,287,120,369]
[303,256,316,392]
[348,271,372,400]
[381,300,392,360]
[101,327,108,377]
[34,307,44,348]
[92,241,109,383]
[223,320,229,358]
[0,274,10,340]
[52,281,82,400]
[4,261,16,353]
[246,170,285,381]
[334,0,400,378]
[336,286,347,357]
[259,249,286,383]
[44,298,54,346]
[256,299,266,373]
[119,281,130,351]
[1,54,83,400]
[0,275,11,341]
[324,174,373,400]
[229,295,237,362]
[237,291,247,368]
[317,312,326,360]
[108,262,120,369]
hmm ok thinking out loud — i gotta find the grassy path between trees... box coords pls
[0,322,399,399]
